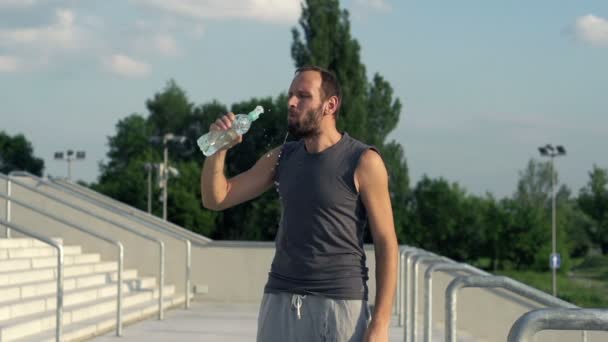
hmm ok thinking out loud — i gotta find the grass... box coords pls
[493,256,608,308]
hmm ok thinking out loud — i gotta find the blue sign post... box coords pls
[549,253,561,269]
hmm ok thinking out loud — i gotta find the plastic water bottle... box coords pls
[197,105,264,156]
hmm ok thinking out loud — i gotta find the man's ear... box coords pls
[325,96,339,116]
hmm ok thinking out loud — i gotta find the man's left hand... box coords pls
[363,322,389,342]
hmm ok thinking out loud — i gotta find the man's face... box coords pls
[286,71,325,139]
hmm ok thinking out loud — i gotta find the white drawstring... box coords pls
[291,294,306,319]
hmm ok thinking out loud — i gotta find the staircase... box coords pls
[0,238,184,342]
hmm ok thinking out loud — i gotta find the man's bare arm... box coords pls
[200,113,280,211]
[356,149,398,339]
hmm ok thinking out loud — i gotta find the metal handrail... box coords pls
[423,262,489,342]
[0,218,64,342]
[50,176,211,245]
[445,275,580,342]
[409,254,452,342]
[398,248,419,328]
[0,173,167,320]
[507,308,608,342]
[0,192,125,336]
[4,176,11,238]
[396,246,415,315]
[41,175,194,308]
[400,249,432,342]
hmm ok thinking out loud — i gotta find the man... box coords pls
[201,66,397,341]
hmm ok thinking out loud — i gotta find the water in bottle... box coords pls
[197,105,264,156]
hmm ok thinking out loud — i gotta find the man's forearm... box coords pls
[201,150,228,209]
[371,238,398,327]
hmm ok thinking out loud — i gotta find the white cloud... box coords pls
[103,54,150,77]
[574,14,608,46]
[355,0,390,11]
[132,0,300,24]
[193,24,205,38]
[0,0,38,8]
[0,55,19,72]
[154,33,180,56]
[0,9,82,50]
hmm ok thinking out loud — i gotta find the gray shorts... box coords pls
[256,292,370,342]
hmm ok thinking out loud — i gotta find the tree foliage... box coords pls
[0,131,44,176]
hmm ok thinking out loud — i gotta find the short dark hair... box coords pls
[295,66,342,114]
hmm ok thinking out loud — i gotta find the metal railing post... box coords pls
[507,308,607,342]
[0,218,64,342]
[423,263,488,342]
[401,249,431,342]
[410,254,447,342]
[445,275,579,342]
[5,176,11,238]
[397,246,415,317]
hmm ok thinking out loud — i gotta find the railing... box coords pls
[445,275,583,342]
[0,218,64,342]
[4,175,11,238]
[40,174,196,309]
[410,254,450,342]
[0,192,125,336]
[49,177,211,244]
[0,173,167,319]
[423,262,489,342]
[396,246,414,316]
[399,248,434,342]
[508,308,608,342]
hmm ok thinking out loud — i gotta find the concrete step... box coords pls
[0,238,63,250]
[0,276,158,321]
[15,295,187,342]
[0,261,118,287]
[0,245,82,260]
[0,253,101,272]
[0,269,141,305]
[0,285,176,341]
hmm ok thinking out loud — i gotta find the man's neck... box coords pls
[303,129,343,154]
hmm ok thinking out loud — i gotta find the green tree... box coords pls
[147,80,194,136]
[578,165,608,253]
[0,131,44,176]
[509,159,572,270]
[409,176,485,261]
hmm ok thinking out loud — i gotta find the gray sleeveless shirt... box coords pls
[264,132,374,300]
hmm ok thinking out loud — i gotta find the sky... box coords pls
[0,0,607,198]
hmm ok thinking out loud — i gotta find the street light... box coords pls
[143,163,158,214]
[538,144,566,297]
[54,150,86,180]
[149,133,186,221]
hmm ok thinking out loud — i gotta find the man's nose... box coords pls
[287,95,298,108]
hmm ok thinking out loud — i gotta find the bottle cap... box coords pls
[248,105,264,121]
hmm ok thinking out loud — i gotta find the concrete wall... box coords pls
[190,242,379,304]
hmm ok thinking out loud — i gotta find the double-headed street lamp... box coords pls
[538,144,566,297]
[54,150,86,180]
[149,133,185,221]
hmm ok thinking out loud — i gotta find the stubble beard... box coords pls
[287,105,323,139]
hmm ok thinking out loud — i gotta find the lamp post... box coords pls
[143,163,155,214]
[149,133,185,221]
[54,150,86,180]
[538,144,566,297]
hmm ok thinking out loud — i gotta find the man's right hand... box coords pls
[209,112,243,151]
